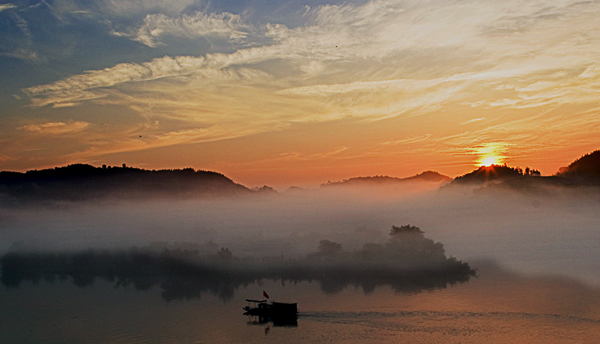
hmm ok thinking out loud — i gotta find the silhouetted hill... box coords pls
[489,150,600,192]
[477,174,600,195]
[0,164,252,205]
[252,185,278,195]
[445,149,600,193]
[557,150,600,177]
[449,165,525,186]
[405,171,453,183]
[321,171,451,188]
[284,186,308,194]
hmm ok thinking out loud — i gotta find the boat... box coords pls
[243,299,298,326]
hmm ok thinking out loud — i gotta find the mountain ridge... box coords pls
[557,150,600,177]
[444,149,600,192]
[1,148,600,205]
[0,164,251,205]
[321,170,451,188]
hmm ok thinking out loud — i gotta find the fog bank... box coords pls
[1,184,599,284]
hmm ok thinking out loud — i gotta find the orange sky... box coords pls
[1,0,599,189]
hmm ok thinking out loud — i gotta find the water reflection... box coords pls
[246,315,298,328]
[1,247,474,302]
[2,259,600,343]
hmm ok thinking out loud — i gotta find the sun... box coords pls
[480,156,499,167]
[475,143,507,168]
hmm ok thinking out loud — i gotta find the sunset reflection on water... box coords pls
[1,260,599,343]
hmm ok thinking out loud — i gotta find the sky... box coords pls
[1,0,600,188]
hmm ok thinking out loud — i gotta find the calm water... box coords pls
[2,192,600,342]
[2,261,600,343]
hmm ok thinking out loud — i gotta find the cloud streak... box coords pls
[0,3,17,12]
[19,121,91,135]
[114,11,248,47]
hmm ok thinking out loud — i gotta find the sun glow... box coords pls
[480,157,499,167]
[475,143,508,168]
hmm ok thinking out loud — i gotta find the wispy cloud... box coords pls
[379,135,432,147]
[0,154,13,163]
[63,121,282,161]
[278,146,350,161]
[95,0,196,17]
[0,3,17,12]
[23,56,210,107]
[19,121,91,135]
[114,11,248,47]
[461,118,485,125]
[0,48,40,62]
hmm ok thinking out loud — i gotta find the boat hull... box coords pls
[243,301,298,326]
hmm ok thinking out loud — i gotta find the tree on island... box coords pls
[307,225,459,270]
[318,240,343,256]
[389,224,424,238]
[384,225,446,265]
[217,247,233,261]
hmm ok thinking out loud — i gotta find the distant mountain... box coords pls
[404,171,453,183]
[284,186,308,193]
[557,150,600,177]
[321,171,451,189]
[0,164,252,205]
[252,185,278,195]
